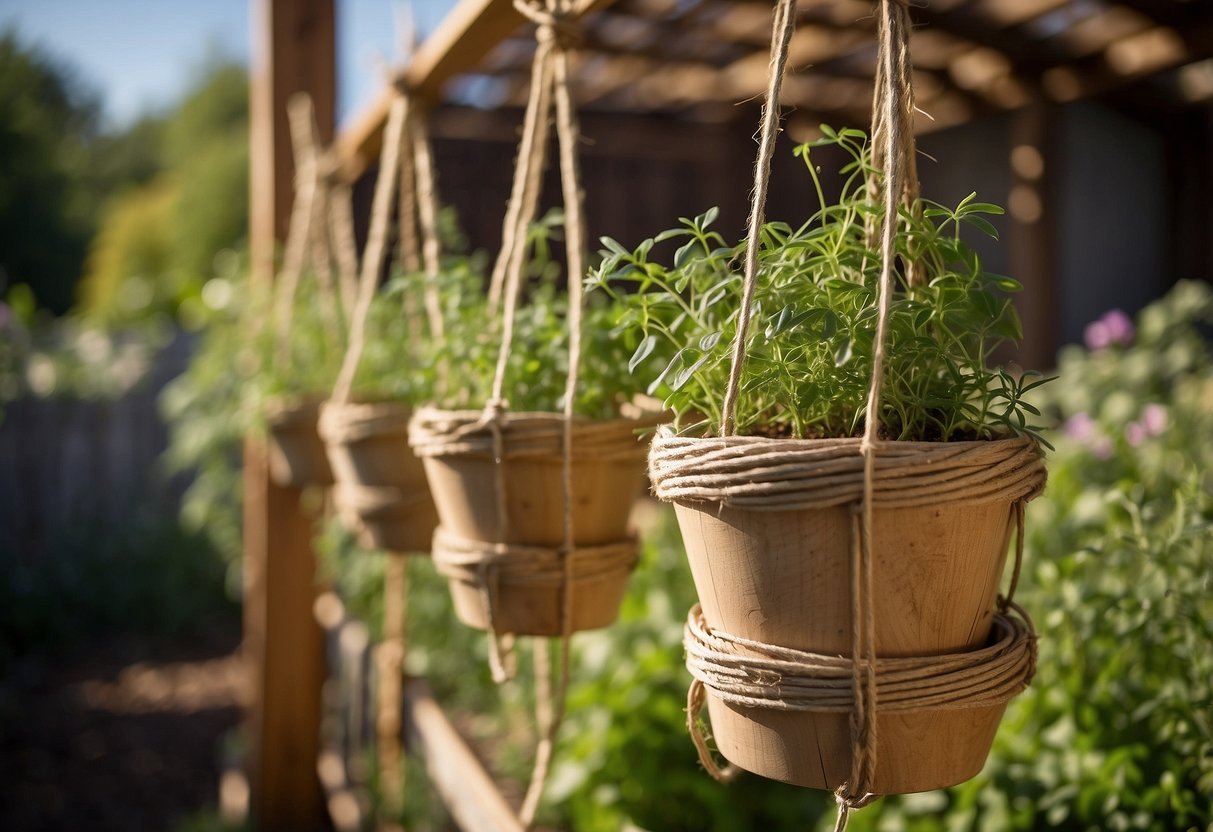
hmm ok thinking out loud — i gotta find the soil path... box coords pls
[0,626,245,832]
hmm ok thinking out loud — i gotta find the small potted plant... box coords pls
[318,264,447,554]
[255,271,344,489]
[408,212,665,637]
[591,127,1049,794]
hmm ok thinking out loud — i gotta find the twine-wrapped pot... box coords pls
[432,527,638,636]
[265,395,334,487]
[651,431,1046,793]
[408,407,661,635]
[319,399,438,554]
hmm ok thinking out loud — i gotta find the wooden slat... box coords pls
[334,0,615,181]
[403,678,525,832]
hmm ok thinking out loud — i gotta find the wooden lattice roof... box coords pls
[336,0,1213,179]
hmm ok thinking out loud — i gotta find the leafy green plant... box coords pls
[431,210,652,419]
[591,126,1048,441]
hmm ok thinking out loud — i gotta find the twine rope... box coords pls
[684,605,1037,714]
[332,93,412,404]
[432,529,638,589]
[411,113,447,348]
[396,111,425,356]
[274,93,337,369]
[844,0,914,806]
[649,432,1046,510]
[719,0,797,437]
[449,1,589,823]
[328,180,360,323]
[410,408,658,459]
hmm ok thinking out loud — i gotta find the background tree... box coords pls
[0,30,100,314]
[78,60,248,328]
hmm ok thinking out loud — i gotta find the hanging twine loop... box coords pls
[694,3,1035,829]
[470,1,587,826]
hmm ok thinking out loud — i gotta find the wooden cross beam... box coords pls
[334,0,617,181]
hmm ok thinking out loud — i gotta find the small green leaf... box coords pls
[834,337,853,367]
[628,335,657,374]
[600,236,628,256]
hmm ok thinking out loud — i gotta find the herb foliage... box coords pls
[591,127,1050,441]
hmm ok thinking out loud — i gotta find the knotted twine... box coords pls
[672,2,1042,829]
[457,1,588,825]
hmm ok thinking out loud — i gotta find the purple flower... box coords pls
[1140,403,1168,435]
[1125,422,1148,447]
[1084,309,1135,351]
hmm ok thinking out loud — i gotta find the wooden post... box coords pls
[246,1,335,829]
[1007,101,1060,371]
[376,555,408,827]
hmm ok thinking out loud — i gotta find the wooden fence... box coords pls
[0,335,192,563]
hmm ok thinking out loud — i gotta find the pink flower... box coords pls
[1091,437,1113,460]
[1140,403,1168,435]
[1063,412,1096,442]
[1125,422,1148,447]
[1084,309,1135,351]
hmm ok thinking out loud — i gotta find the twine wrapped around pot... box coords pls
[650,434,1046,511]
[432,527,638,636]
[684,603,1036,716]
[410,407,660,461]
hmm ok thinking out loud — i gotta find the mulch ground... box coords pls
[0,623,246,832]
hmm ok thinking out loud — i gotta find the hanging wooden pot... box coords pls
[319,399,438,554]
[654,433,1046,794]
[408,407,662,636]
[265,395,334,488]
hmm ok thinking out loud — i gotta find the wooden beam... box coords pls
[246,1,333,829]
[403,678,525,832]
[334,0,615,181]
[1006,101,1059,371]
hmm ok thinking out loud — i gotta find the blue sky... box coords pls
[1,0,455,129]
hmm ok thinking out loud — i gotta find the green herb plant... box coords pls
[591,126,1050,442]
[434,209,652,419]
[243,269,344,422]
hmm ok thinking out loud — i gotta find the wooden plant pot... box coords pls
[409,407,662,635]
[265,396,334,488]
[318,400,439,554]
[650,432,1046,795]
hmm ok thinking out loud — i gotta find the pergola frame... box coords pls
[247,1,1213,827]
